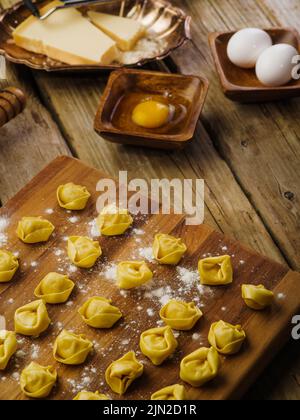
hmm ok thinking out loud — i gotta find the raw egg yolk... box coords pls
[132,100,170,129]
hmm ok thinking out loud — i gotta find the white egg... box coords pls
[227,28,272,69]
[256,43,299,87]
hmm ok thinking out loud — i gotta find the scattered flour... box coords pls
[88,219,100,237]
[0,216,9,247]
[31,261,38,268]
[144,286,173,306]
[277,293,286,300]
[68,265,78,273]
[139,247,154,262]
[103,264,117,282]
[45,208,54,215]
[68,216,80,224]
[30,344,40,359]
[146,308,155,317]
[132,229,145,236]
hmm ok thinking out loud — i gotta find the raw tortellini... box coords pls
[34,272,75,304]
[105,351,143,395]
[198,255,233,286]
[73,390,110,400]
[57,182,91,210]
[20,362,57,398]
[117,261,153,289]
[139,326,178,366]
[242,284,274,310]
[78,297,122,328]
[151,384,187,400]
[0,249,19,283]
[67,236,102,268]
[0,330,17,370]
[153,233,187,265]
[96,204,133,236]
[53,329,93,365]
[208,320,246,355]
[160,300,202,331]
[17,216,55,244]
[180,347,220,387]
[14,299,51,337]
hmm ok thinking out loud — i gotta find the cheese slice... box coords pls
[87,11,145,51]
[13,1,119,65]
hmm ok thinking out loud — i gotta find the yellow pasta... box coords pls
[78,297,122,328]
[17,216,55,244]
[160,300,202,331]
[67,236,102,268]
[0,330,17,370]
[14,299,51,337]
[116,261,153,289]
[198,255,233,286]
[153,233,187,265]
[53,329,93,365]
[34,272,75,304]
[105,351,143,395]
[73,390,110,400]
[208,320,246,355]
[242,284,274,310]
[20,362,57,398]
[180,347,220,387]
[57,183,91,210]
[151,384,187,400]
[0,249,19,283]
[96,204,133,236]
[139,326,178,366]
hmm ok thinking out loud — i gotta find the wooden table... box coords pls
[0,0,299,400]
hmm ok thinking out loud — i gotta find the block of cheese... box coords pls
[87,11,145,51]
[13,1,119,65]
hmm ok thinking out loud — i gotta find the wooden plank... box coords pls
[0,156,299,400]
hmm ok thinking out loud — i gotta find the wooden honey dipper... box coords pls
[0,86,26,128]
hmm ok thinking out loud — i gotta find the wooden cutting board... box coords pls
[0,156,299,400]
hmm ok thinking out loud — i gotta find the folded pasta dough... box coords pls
[0,330,17,370]
[73,390,110,400]
[57,183,90,210]
[78,297,122,328]
[53,329,93,365]
[151,384,187,400]
[67,236,102,268]
[0,249,19,283]
[14,299,51,337]
[180,347,220,387]
[208,320,246,355]
[242,284,274,310]
[96,204,133,236]
[20,362,57,398]
[198,255,233,286]
[139,326,178,365]
[159,300,203,330]
[153,233,187,265]
[17,216,55,243]
[117,261,153,289]
[105,351,143,395]
[34,272,74,304]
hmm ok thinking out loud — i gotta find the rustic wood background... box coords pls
[0,0,299,399]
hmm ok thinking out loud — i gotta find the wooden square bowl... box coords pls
[209,27,300,102]
[94,69,209,149]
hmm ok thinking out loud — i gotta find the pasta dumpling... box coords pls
[17,216,55,244]
[20,362,57,398]
[14,299,51,337]
[67,236,102,268]
[160,300,202,331]
[242,284,274,310]
[153,233,187,265]
[73,390,110,400]
[105,351,143,395]
[0,330,17,370]
[198,255,233,286]
[117,261,153,289]
[53,330,93,365]
[139,326,178,366]
[34,272,75,304]
[78,297,122,328]
[97,204,133,236]
[57,183,90,210]
[0,249,19,283]
[180,347,220,387]
[208,320,246,355]
[151,384,187,400]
